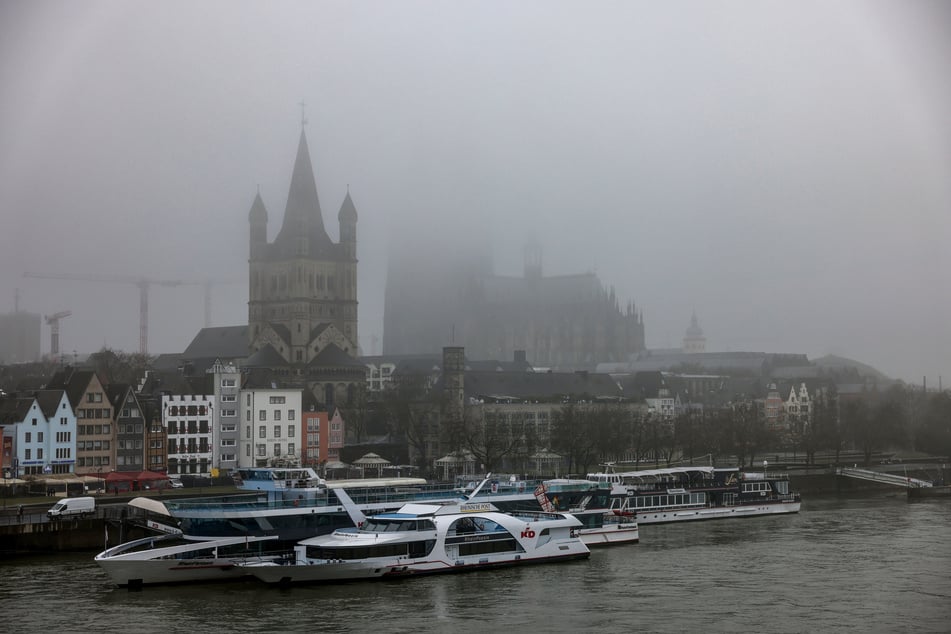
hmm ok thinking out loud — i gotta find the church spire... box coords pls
[273,128,332,257]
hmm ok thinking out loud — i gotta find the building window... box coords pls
[258,426,266,438]
[288,425,295,438]
[259,410,266,421]
[273,443,281,457]
[269,396,286,404]
[273,425,281,438]
[274,410,281,421]
[222,379,236,387]
[288,409,295,421]
[256,444,265,456]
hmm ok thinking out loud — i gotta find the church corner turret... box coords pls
[338,189,358,260]
[248,191,268,260]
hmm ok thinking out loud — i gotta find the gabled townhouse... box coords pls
[238,385,303,469]
[784,382,813,433]
[0,389,76,476]
[108,384,147,472]
[47,368,114,475]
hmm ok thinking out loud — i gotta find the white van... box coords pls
[47,496,96,518]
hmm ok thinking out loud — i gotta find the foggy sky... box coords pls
[1,0,949,384]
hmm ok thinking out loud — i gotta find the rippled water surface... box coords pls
[2,494,949,633]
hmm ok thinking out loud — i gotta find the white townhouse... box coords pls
[208,360,241,474]
[238,387,303,469]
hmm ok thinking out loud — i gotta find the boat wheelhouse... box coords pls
[587,466,800,524]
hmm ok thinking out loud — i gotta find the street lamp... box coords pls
[763,460,768,478]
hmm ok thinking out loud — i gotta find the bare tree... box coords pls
[377,372,436,474]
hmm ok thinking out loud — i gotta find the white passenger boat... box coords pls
[94,534,280,587]
[586,466,801,524]
[243,478,589,585]
[536,479,639,546]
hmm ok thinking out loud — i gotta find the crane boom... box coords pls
[23,272,203,355]
[23,272,241,354]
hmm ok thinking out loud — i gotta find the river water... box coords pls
[1,492,948,633]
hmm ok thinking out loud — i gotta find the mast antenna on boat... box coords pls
[465,473,493,501]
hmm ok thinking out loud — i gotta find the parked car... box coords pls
[169,479,184,489]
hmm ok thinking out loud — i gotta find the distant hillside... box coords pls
[811,354,892,382]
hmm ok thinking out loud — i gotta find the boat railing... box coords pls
[507,510,570,522]
[164,481,550,515]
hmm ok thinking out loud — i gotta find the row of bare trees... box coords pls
[346,375,951,477]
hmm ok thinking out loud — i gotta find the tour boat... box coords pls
[586,466,801,524]
[242,479,589,585]
[94,533,280,587]
[535,479,639,546]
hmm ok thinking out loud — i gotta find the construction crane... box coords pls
[22,272,229,355]
[45,310,72,357]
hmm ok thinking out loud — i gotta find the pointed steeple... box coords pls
[273,129,332,257]
[248,191,268,224]
[338,188,358,223]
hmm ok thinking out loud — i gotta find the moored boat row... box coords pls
[95,465,801,587]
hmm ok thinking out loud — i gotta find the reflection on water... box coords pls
[1,494,948,633]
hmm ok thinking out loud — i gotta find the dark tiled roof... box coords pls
[46,368,98,409]
[107,384,131,408]
[0,396,35,423]
[182,326,249,359]
[309,322,332,342]
[311,343,364,367]
[245,344,289,368]
[34,389,65,418]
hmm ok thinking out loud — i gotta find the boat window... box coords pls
[457,537,520,557]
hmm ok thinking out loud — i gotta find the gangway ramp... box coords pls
[836,467,933,489]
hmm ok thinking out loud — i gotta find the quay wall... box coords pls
[0,502,153,556]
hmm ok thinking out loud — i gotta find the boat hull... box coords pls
[97,558,255,587]
[579,525,640,546]
[246,548,590,585]
[636,500,800,524]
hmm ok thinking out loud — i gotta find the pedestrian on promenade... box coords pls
[17,504,23,519]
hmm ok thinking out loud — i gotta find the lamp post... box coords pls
[763,460,768,478]
[98,467,103,494]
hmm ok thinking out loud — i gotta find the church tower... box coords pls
[683,312,706,353]
[247,127,359,365]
